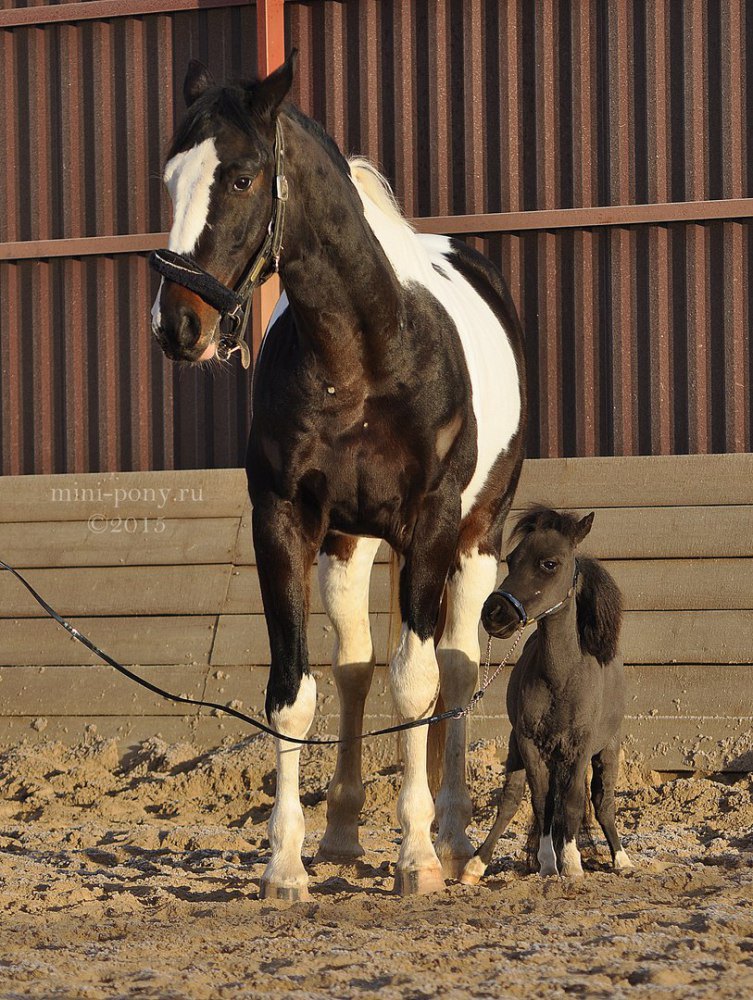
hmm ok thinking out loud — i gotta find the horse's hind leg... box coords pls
[391,495,459,896]
[461,735,526,885]
[435,548,499,878]
[317,534,381,861]
[592,737,633,870]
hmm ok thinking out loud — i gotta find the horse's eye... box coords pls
[233,176,252,192]
[540,559,558,573]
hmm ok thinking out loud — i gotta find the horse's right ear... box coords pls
[574,512,595,544]
[250,49,298,121]
[184,60,215,107]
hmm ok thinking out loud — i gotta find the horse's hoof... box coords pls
[440,855,475,881]
[459,855,487,886]
[614,850,634,871]
[393,866,445,896]
[561,865,584,879]
[259,879,310,902]
[316,838,365,864]
[538,864,559,878]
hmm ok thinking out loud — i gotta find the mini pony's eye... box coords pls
[540,559,558,573]
[233,176,253,192]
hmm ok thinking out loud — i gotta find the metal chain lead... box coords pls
[461,626,526,718]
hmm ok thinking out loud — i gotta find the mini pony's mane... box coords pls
[511,506,623,666]
[348,157,415,232]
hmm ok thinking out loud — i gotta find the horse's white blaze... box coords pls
[538,833,558,876]
[151,277,164,330]
[390,626,442,876]
[163,138,220,254]
[561,837,583,875]
[351,171,522,518]
[263,673,317,889]
[436,551,499,869]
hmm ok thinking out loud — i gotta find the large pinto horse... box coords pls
[151,53,526,899]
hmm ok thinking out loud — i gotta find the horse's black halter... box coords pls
[491,559,580,631]
[149,117,289,370]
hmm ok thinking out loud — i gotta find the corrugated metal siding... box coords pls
[1,4,258,474]
[287,0,752,214]
[0,0,751,474]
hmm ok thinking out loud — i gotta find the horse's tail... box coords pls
[427,591,449,797]
[386,550,402,664]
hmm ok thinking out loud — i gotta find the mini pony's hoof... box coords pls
[259,879,310,902]
[393,866,445,896]
[459,855,487,886]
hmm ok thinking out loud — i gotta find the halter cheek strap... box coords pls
[149,117,289,370]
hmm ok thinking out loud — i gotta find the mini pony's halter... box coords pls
[149,117,289,370]
[490,559,580,631]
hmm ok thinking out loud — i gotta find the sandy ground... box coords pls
[0,734,749,999]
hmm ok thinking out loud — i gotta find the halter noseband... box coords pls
[149,117,289,370]
[492,559,580,630]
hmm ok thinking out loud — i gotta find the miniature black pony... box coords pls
[462,507,633,881]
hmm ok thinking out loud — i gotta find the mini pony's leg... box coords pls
[435,549,499,879]
[461,734,526,884]
[592,738,633,870]
[559,757,589,878]
[317,534,381,860]
[518,737,558,876]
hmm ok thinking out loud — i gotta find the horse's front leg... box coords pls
[253,497,321,901]
[391,494,459,896]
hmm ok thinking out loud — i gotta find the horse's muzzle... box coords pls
[481,589,527,639]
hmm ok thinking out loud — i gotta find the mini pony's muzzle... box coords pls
[481,588,527,639]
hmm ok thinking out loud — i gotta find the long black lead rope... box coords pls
[0,560,522,747]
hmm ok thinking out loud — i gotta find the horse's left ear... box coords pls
[574,512,595,544]
[184,60,215,107]
[250,49,298,121]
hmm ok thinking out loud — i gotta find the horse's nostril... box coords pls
[483,595,504,622]
[175,307,201,349]
[156,307,202,357]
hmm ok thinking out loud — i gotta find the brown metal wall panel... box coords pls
[475,218,752,459]
[0,0,751,473]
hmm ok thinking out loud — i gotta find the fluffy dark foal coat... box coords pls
[462,507,634,881]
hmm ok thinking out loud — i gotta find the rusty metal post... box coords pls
[252,0,285,357]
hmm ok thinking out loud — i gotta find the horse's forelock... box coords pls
[168,84,260,160]
[510,505,584,546]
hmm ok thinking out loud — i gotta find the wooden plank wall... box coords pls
[0,455,751,771]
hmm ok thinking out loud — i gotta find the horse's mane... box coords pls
[510,506,622,666]
[348,157,415,231]
[167,83,352,181]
